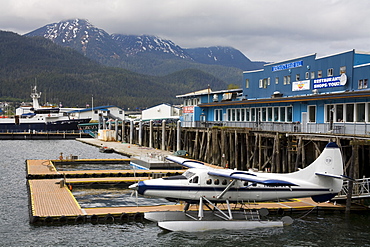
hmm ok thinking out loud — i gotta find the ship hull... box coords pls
[0,118,91,132]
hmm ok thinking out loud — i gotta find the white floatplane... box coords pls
[129,142,347,232]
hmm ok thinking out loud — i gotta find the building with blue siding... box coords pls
[177,49,370,135]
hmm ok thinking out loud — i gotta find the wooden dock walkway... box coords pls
[26,159,184,179]
[76,138,173,158]
[28,179,82,218]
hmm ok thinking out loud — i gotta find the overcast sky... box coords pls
[1,0,369,62]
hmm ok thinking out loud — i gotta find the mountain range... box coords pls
[25,19,264,78]
[0,19,265,109]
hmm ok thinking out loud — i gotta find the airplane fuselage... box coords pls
[136,168,339,202]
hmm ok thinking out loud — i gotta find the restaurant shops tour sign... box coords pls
[313,74,347,89]
[292,74,347,91]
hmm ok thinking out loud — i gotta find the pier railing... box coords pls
[336,178,370,199]
[181,121,370,136]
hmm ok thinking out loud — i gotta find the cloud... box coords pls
[1,0,370,62]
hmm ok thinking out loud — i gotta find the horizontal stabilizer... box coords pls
[208,170,298,187]
[315,172,353,180]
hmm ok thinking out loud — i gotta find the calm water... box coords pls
[0,140,370,247]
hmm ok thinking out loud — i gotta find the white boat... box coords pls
[0,86,91,132]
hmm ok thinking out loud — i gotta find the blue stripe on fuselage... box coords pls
[137,183,329,195]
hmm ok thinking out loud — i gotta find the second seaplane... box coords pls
[129,142,347,232]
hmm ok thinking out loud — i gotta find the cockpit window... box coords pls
[192,176,199,183]
[183,170,195,179]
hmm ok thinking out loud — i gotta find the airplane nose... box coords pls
[129,183,138,190]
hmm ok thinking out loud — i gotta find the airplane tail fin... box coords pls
[287,142,344,202]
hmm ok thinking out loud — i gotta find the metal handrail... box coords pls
[337,178,370,198]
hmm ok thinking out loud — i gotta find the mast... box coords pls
[31,85,41,109]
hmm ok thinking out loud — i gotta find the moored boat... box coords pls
[0,86,91,132]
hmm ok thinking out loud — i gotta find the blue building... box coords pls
[178,49,370,135]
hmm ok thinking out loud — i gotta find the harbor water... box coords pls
[0,140,370,246]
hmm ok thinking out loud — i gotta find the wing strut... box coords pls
[216,179,236,199]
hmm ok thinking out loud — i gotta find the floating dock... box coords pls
[26,158,367,225]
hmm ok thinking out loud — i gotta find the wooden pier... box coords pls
[113,122,370,180]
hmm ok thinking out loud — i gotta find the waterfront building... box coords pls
[177,88,242,127]
[177,49,370,135]
[69,105,125,121]
[141,103,181,122]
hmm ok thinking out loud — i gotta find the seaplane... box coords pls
[129,142,347,232]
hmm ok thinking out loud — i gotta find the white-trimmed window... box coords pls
[283,76,291,85]
[274,107,279,121]
[246,109,250,121]
[358,79,368,89]
[280,107,286,122]
[251,108,256,121]
[267,108,273,121]
[214,109,222,121]
[241,109,245,121]
[308,105,316,122]
[325,104,335,123]
[318,70,322,78]
[262,79,268,88]
[327,68,334,76]
[261,108,266,121]
[340,66,346,74]
[287,107,293,122]
[356,103,365,122]
[324,103,370,123]
[346,104,354,122]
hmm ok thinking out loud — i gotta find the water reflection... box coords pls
[73,187,175,208]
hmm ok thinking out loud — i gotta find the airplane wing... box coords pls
[208,170,298,187]
[167,155,297,186]
[166,155,207,169]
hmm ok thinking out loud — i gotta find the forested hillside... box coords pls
[0,31,228,108]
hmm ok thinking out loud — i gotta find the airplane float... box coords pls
[129,142,347,232]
